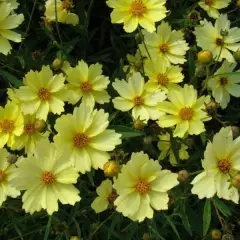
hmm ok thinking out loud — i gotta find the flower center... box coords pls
[73,133,89,148]
[179,107,194,121]
[157,74,169,86]
[130,0,146,16]
[80,82,92,93]
[217,159,232,174]
[0,170,7,183]
[0,119,14,133]
[159,44,169,53]
[41,171,56,185]
[135,179,151,195]
[108,191,118,203]
[38,88,51,100]
[204,0,214,6]
[216,38,224,46]
[134,96,143,106]
[61,0,73,10]
[24,123,36,135]
[219,77,228,86]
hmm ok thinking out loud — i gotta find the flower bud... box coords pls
[104,161,120,177]
[222,233,234,240]
[185,138,195,147]
[195,63,206,78]
[142,233,150,240]
[70,237,80,240]
[211,229,222,240]
[234,49,240,61]
[232,175,240,190]
[34,120,47,133]
[52,58,63,71]
[143,136,153,145]
[197,50,213,64]
[177,170,189,183]
[7,155,18,164]
[206,101,217,116]
[187,10,201,22]
[231,126,239,138]
[133,119,145,130]
[237,0,240,7]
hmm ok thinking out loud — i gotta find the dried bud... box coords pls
[7,155,18,164]
[185,138,195,147]
[34,120,47,133]
[187,10,201,22]
[177,170,189,183]
[222,233,234,240]
[195,63,206,78]
[232,175,240,190]
[197,50,213,64]
[52,58,63,71]
[206,101,217,116]
[211,229,222,240]
[142,233,150,240]
[32,50,41,60]
[104,161,120,177]
[143,136,153,145]
[133,119,145,130]
[231,126,239,138]
[70,237,80,240]
[234,49,240,61]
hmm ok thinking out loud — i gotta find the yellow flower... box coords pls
[112,72,166,121]
[65,60,110,109]
[91,179,117,213]
[139,21,189,65]
[11,139,81,215]
[0,148,20,207]
[0,0,19,10]
[54,103,122,174]
[157,133,189,166]
[0,102,23,148]
[198,0,231,19]
[15,66,67,121]
[144,57,184,92]
[45,0,79,26]
[7,88,21,105]
[0,2,24,55]
[106,0,167,33]
[192,127,240,203]
[208,60,240,109]
[11,115,49,154]
[113,152,178,222]
[158,85,211,138]
[194,14,240,63]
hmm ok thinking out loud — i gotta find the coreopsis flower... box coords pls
[65,60,110,109]
[11,139,81,215]
[0,2,24,55]
[54,103,122,174]
[7,88,21,105]
[15,66,67,121]
[106,0,167,33]
[194,14,240,63]
[208,61,240,109]
[113,152,179,222]
[45,0,79,26]
[191,127,240,203]
[139,21,189,65]
[158,133,189,166]
[0,0,19,10]
[198,0,231,19]
[112,72,166,121]
[144,57,184,92]
[91,179,118,213]
[158,85,211,138]
[0,102,23,148]
[11,115,49,154]
[0,148,20,207]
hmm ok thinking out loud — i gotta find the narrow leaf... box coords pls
[0,70,23,87]
[164,215,180,240]
[214,198,231,217]
[110,125,145,139]
[203,199,211,236]
[44,216,52,240]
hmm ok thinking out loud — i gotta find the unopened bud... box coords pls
[52,58,62,70]
[7,155,18,164]
[206,101,217,116]
[143,136,153,145]
[211,229,222,240]
[133,119,145,130]
[34,120,47,133]
[185,138,194,147]
[70,237,80,240]
[195,63,206,78]
[142,233,150,240]
[197,50,213,64]
[177,170,189,182]
[187,10,201,22]
[231,126,239,138]
[234,49,240,61]
[232,175,240,190]
[104,161,120,177]
[222,233,234,240]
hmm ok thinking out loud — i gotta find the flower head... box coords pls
[112,72,166,121]
[192,127,240,203]
[198,0,231,19]
[54,103,122,173]
[194,14,240,63]
[0,102,23,148]
[45,0,79,26]
[0,2,24,55]
[0,0,19,10]
[208,61,240,109]
[91,179,117,213]
[158,85,211,138]
[139,21,189,65]
[106,0,167,33]
[65,60,110,109]
[11,139,81,215]
[15,66,67,121]
[113,152,178,222]
[0,148,20,207]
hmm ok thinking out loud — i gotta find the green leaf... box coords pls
[214,198,231,217]
[110,125,145,139]
[44,215,52,240]
[164,215,180,240]
[188,50,195,81]
[179,201,192,236]
[0,70,23,87]
[210,71,240,79]
[203,199,211,236]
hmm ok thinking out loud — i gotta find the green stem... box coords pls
[54,0,62,45]
[138,26,152,60]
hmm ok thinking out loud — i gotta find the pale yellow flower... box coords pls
[192,127,240,203]
[0,0,19,10]
[113,152,178,222]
